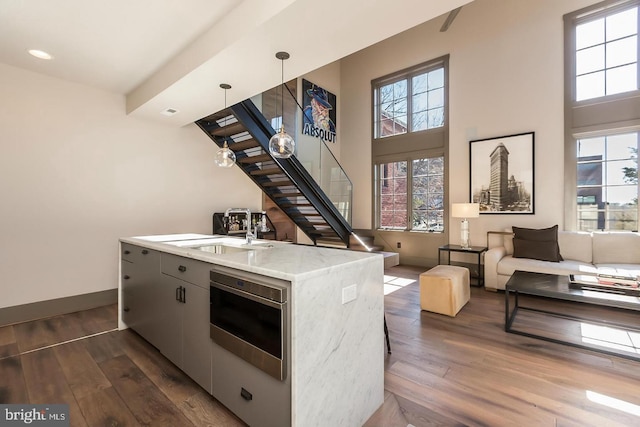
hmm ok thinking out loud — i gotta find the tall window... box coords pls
[373,56,448,233]
[373,64,445,138]
[377,156,444,231]
[565,1,640,231]
[575,5,638,101]
[577,133,638,231]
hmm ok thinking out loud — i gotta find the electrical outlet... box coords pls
[397,242,401,248]
[342,284,357,304]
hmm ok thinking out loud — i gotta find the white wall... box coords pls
[340,0,595,247]
[0,63,261,309]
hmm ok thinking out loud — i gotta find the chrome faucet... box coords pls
[224,208,254,245]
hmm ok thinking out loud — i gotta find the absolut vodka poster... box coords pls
[302,79,336,143]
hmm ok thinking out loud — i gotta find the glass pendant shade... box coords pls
[268,51,295,159]
[215,83,235,168]
[269,126,295,158]
[215,141,236,168]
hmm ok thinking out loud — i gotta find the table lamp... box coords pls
[452,203,480,249]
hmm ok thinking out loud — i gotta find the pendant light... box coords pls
[214,83,236,168]
[269,51,295,158]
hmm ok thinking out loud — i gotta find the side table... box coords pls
[438,244,488,287]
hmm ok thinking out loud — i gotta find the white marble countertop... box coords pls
[120,233,382,281]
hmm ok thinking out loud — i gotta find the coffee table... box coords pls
[505,270,640,361]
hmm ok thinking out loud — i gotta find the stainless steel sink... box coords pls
[162,237,273,254]
[196,244,253,254]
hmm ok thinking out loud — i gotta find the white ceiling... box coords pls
[0,0,472,126]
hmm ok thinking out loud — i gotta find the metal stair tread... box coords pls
[210,121,246,137]
[239,153,273,164]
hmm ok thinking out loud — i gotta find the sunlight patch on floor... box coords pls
[384,274,416,295]
[586,390,640,416]
[580,322,640,355]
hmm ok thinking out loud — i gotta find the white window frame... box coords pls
[564,0,640,231]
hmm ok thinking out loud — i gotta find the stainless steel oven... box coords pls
[210,268,288,381]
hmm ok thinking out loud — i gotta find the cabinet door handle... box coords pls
[123,275,130,280]
[181,286,186,304]
[141,249,149,255]
[178,265,187,273]
[240,387,253,401]
[124,250,131,255]
[123,307,130,312]
[176,286,181,301]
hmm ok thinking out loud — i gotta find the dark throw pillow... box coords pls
[512,225,563,262]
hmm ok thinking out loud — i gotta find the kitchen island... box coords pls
[118,234,384,427]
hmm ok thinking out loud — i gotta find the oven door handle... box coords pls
[210,281,285,309]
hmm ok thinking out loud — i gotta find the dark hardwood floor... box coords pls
[1,265,639,426]
[366,265,640,427]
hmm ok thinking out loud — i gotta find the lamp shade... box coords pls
[452,203,479,218]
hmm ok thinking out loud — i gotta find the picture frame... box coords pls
[469,132,535,214]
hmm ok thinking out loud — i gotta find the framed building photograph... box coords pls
[469,132,535,214]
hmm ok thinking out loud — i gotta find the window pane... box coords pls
[427,193,443,210]
[607,159,638,185]
[576,71,605,100]
[428,88,445,108]
[606,36,637,68]
[393,80,407,98]
[428,68,444,89]
[429,175,444,193]
[412,74,427,93]
[380,101,392,116]
[413,159,429,175]
[576,45,604,75]
[606,63,637,95]
[394,115,407,134]
[607,185,638,205]
[607,133,637,160]
[578,137,605,157]
[427,108,445,128]
[393,99,407,115]
[578,162,602,185]
[577,18,604,50]
[413,176,428,192]
[429,157,444,174]
[412,93,427,112]
[606,7,637,41]
[412,112,428,132]
[380,194,394,209]
[379,84,393,104]
[426,211,444,232]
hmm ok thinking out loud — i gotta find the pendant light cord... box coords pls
[224,87,227,136]
[280,56,284,131]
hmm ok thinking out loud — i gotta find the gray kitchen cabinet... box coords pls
[120,243,162,346]
[212,341,291,427]
[158,253,212,394]
[121,244,212,394]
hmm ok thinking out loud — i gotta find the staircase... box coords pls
[196,99,353,247]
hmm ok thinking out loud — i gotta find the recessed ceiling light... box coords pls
[28,49,54,60]
[161,108,180,116]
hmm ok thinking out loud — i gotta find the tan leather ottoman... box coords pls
[419,265,470,316]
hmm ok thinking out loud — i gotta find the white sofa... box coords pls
[485,231,640,291]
